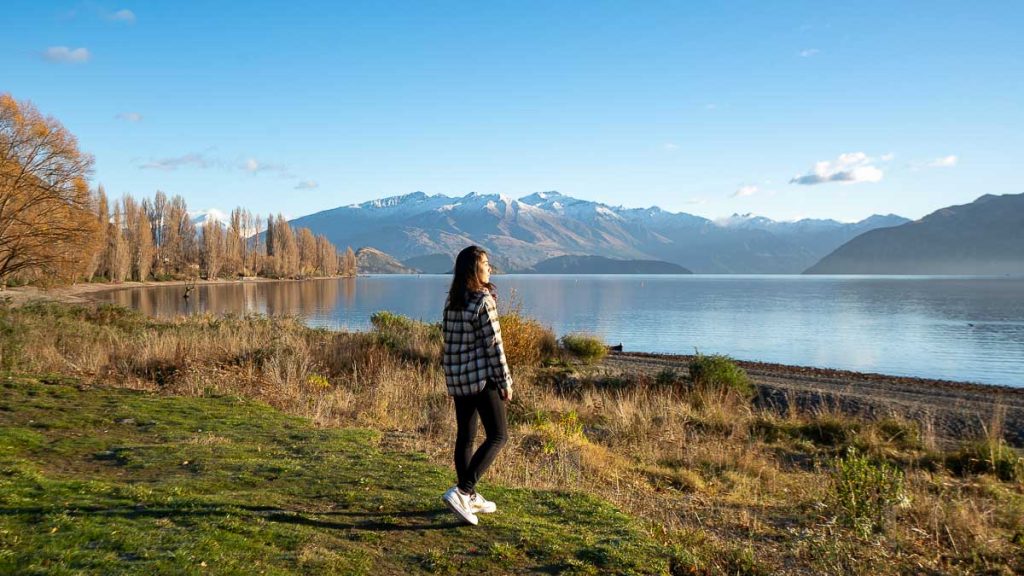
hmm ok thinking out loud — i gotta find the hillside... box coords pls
[356,247,419,274]
[527,255,691,274]
[0,375,668,574]
[806,193,1024,274]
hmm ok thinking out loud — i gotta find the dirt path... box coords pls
[601,352,1024,447]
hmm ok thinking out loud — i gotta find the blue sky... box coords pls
[2,1,1022,222]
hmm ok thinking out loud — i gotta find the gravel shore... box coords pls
[601,352,1024,447]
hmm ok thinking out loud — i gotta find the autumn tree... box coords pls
[297,227,317,277]
[122,196,153,281]
[108,205,130,282]
[342,247,357,277]
[200,217,225,279]
[0,94,100,285]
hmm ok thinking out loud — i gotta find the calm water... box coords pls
[92,275,1024,387]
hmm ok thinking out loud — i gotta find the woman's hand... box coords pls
[499,387,513,402]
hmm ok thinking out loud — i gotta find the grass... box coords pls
[2,299,1023,575]
[0,374,669,575]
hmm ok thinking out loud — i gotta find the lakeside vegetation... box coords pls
[2,299,1022,574]
[0,93,357,289]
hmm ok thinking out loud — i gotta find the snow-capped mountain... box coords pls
[286,191,909,273]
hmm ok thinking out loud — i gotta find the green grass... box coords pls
[0,374,670,575]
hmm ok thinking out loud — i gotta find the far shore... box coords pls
[2,276,353,307]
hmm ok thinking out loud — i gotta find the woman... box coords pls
[440,245,513,526]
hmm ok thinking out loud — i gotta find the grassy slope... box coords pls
[0,375,668,575]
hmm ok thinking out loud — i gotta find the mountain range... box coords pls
[288,191,910,273]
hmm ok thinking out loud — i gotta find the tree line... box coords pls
[1,93,356,287]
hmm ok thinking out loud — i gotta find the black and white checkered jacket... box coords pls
[442,290,513,397]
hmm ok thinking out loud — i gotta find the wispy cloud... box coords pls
[799,48,820,57]
[928,155,958,167]
[140,152,216,171]
[242,158,291,176]
[42,46,91,64]
[107,9,136,23]
[115,112,143,122]
[704,103,718,111]
[663,143,679,152]
[294,180,319,190]
[790,152,884,185]
[732,185,759,198]
[880,152,895,162]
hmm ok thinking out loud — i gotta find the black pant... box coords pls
[454,383,508,493]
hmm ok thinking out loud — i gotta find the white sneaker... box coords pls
[469,492,497,514]
[442,487,478,525]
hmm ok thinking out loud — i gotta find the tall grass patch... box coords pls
[829,448,906,537]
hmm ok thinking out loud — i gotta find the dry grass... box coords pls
[3,300,1022,575]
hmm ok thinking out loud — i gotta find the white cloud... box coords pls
[799,48,820,57]
[295,180,319,190]
[880,153,895,162]
[663,143,679,151]
[732,185,759,198]
[42,46,91,64]
[140,152,215,171]
[928,155,958,167]
[115,112,143,122]
[790,152,884,185]
[108,9,136,23]
[704,103,718,110]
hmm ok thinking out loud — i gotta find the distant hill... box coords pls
[805,193,1024,275]
[285,190,909,273]
[527,255,691,274]
[356,247,418,274]
[402,253,454,274]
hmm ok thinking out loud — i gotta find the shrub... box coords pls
[687,353,754,400]
[945,440,1024,482]
[369,311,441,362]
[829,448,906,537]
[798,415,859,447]
[560,334,607,363]
[499,309,558,369]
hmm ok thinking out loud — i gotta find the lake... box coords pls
[91,275,1024,387]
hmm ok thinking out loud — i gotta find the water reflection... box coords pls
[93,275,1024,386]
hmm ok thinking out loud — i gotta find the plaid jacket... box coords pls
[442,290,513,397]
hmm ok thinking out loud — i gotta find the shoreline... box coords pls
[6,281,1021,443]
[605,352,1024,446]
[1,276,350,306]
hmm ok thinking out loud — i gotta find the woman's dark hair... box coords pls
[448,245,491,309]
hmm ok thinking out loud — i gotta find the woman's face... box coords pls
[478,254,491,285]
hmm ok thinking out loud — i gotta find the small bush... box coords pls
[560,334,607,363]
[499,310,558,369]
[369,311,441,362]
[829,448,906,537]
[798,415,859,447]
[945,440,1024,482]
[872,417,923,451]
[688,353,754,400]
